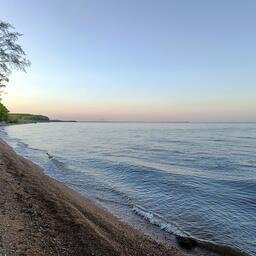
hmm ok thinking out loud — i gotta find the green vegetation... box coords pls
[0,21,30,92]
[8,113,50,124]
[0,21,71,125]
[0,21,31,124]
[0,102,9,122]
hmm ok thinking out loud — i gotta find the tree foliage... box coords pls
[0,102,9,121]
[0,21,30,95]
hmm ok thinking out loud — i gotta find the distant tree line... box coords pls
[0,20,30,121]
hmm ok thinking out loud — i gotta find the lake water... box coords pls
[1,123,255,255]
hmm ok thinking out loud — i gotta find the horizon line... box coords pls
[60,120,256,124]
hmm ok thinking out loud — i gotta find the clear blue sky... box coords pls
[1,0,256,121]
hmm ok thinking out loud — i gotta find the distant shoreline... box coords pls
[2,120,256,127]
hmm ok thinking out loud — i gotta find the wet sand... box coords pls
[0,138,183,256]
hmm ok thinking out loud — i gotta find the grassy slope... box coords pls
[8,113,50,124]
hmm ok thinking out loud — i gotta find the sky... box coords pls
[1,0,256,122]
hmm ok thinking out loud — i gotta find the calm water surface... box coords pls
[1,123,255,255]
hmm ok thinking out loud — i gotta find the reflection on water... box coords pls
[1,122,256,256]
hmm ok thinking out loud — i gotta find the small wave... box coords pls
[237,136,256,140]
[95,197,131,207]
[132,205,185,236]
[50,157,65,168]
[47,155,73,174]
[17,141,30,148]
[2,131,47,154]
[0,127,8,137]
[132,205,249,256]
[208,139,227,142]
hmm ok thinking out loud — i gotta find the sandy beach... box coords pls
[1,2,255,255]
[0,138,184,256]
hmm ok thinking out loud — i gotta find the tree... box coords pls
[0,102,9,122]
[0,21,30,97]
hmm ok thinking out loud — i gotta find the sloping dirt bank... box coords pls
[0,139,182,256]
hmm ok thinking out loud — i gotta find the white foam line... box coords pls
[132,205,185,237]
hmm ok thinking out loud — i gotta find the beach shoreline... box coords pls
[0,123,252,256]
[0,138,184,256]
